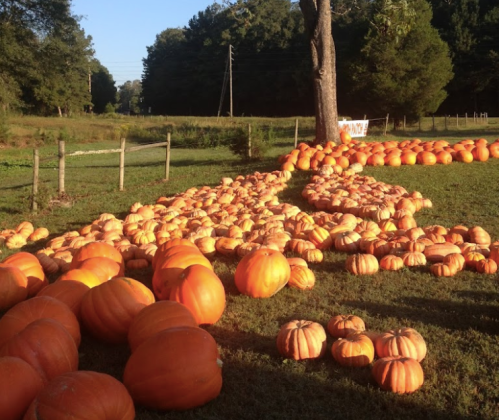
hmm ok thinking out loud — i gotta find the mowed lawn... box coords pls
[0,123,498,419]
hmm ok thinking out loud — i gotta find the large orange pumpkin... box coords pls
[276,320,327,360]
[164,264,225,325]
[70,241,124,271]
[80,277,155,344]
[327,314,366,338]
[332,334,375,367]
[375,327,427,362]
[56,268,103,288]
[0,356,44,420]
[372,356,424,394]
[128,301,197,352]
[78,256,124,283]
[152,250,213,300]
[123,326,222,410]
[0,264,28,311]
[24,371,135,420]
[37,280,90,320]
[0,295,81,348]
[0,318,79,384]
[345,253,379,275]
[234,249,290,298]
[1,252,47,296]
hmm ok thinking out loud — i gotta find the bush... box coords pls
[228,125,273,161]
[104,103,116,114]
[0,112,10,144]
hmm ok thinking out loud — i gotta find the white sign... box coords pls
[338,120,369,137]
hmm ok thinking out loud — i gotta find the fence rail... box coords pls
[31,133,172,212]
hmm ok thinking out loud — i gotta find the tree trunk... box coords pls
[299,0,339,145]
[57,106,62,117]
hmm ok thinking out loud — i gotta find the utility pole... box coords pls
[88,68,92,114]
[217,45,230,119]
[229,44,233,118]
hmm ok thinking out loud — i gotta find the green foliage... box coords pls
[117,80,142,115]
[228,124,273,161]
[348,0,453,121]
[0,112,10,143]
[91,61,117,114]
[104,103,116,114]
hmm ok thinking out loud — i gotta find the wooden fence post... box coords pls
[384,114,389,136]
[248,124,252,159]
[465,113,467,127]
[444,115,447,130]
[294,118,298,148]
[32,149,39,212]
[486,112,488,124]
[403,115,406,131]
[165,132,171,181]
[418,117,421,131]
[58,139,65,195]
[119,138,125,191]
[432,115,435,131]
[456,114,459,127]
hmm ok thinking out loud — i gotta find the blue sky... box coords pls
[71,0,216,86]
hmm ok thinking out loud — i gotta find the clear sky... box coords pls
[71,0,216,86]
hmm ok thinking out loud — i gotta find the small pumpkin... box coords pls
[276,320,327,360]
[288,265,315,290]
[375,327,427,362]
[331,334,375,367]
[327,314,366,338]
[345,254,379,275]
[372,356,424,394]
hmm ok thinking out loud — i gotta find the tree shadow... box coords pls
[342,297,499,335]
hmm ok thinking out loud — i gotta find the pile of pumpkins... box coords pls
[279,138,499,172]
[0,241,225,418]
[277,314,426,394]
[0,222,49,251]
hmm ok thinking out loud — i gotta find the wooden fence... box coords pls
[31,133,171,212]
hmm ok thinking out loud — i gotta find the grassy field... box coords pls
[1,115,498,419]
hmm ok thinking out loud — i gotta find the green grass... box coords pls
[1,117,499,419]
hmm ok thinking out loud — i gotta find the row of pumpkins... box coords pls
[0,223,49,251]
[279,137,499,171]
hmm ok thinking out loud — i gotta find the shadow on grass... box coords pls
[343,297,499,335]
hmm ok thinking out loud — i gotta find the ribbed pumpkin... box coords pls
[80,277,155,344]
[475,258,498,274]
[0,356,44,420]
[401,251,427,267]
[443,252,466,271]
[163,264,225,325]
[23,371,135,420]
[128,301,197,352]
[430,262,457,277]
[379,255,404,271]
[288,265,315,290]
[152,240,199,270]
[345,254,379,275]
[276,320,327,360]
[1,252,47,296]
[0,318,78,384]
[123,326,223,410]
[0,264,28,311]
[0,295,81,348]
[327,314,366,338]
[234,249,290,298]
[332,334,375,367]
[372,356,424,394]
[422,242,460,261]
[375,327,427,362]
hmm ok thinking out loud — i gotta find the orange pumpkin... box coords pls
[0,295,81,348]
[372,356,424,394]
[70,242,124,271]
[37,280,90,320]
[80,277,155,344]
[0,356,44,420]
[128,301,197,352]
[234,249,290,298]
[345,254,379,275]
[24,371,135,420]
[164,264,225,325]
[332,334,375,367]
[123,326,222,410]
[0,264,28,311]
[1,252,47,296]
[276,320,327,360]
[327,314,366,338]
[375,327,427,362]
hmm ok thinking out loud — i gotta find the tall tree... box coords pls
[117,80,142,114]
[347,0,453,122]
[90,60,117,114]
[299,0,339,144]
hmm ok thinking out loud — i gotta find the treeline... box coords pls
[142,0,499,120]
[0,0,116,115]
